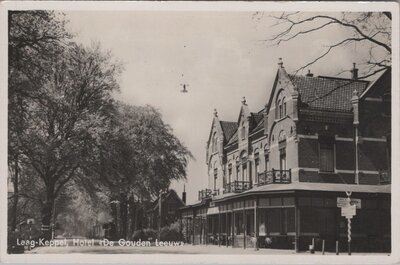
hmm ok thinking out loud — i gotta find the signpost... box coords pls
[337,191,360,256]
[337,197,361,209]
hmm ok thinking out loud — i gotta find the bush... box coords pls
[131,229,158,242]
[160,225,181,241]
[144,229,157,242]
[131,229,145,241]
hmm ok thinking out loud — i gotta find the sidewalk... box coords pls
[26,242,390,255]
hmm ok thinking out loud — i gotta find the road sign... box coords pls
[337,197,361,209]
[341,204,356,218]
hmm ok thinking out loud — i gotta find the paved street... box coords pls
[25,238,389,255]
[27,239,289,254]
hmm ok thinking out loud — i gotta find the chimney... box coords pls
[351,63,358,80]
[182,185,186,205]
[278,57,284,68]
[305,69,313,77]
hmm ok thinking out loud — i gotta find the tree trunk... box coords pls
[10,155,19,231]
[119,196,128,240]
[41,183,55,240]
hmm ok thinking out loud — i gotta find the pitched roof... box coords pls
[148,189,185,212]
[250,110,264,133]
[251,112,263,125]
[220,121,237,141]
[227,130,238,145]
[289,75,369,112]
[360,67,391,99]
[252,118,264,133]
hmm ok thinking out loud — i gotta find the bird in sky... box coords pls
[180,84,189,93]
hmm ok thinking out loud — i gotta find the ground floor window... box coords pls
[234,212,244,235]
[258,208,295,235]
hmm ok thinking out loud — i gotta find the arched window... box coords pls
[277,99,281,118]
[282,97,287,116]
[240,151,248,182]
[212,132,217,153]
[278,130,287,171]
[264,144,270,172]
[254,150,260,183]
[228,163,233,184]
[240,121,245,140]
[240,150,247,163]
[213,167,218,190]
[235,156,241,182]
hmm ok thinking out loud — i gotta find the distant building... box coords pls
[180,60,391,252]
[147,189,185,230]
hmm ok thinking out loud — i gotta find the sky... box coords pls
[64,11,382,204]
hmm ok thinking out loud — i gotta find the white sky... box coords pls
[64,11,381,204]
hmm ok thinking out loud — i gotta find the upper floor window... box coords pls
[212,132,217,153]
[277,99,282,119]
[228,164,233,184]
[282,97,287,116]
[265,153,270,172]
[213,167,218,190]
[319,136,334,172]
[254,152,260,177]
[279,139,287,171]
[240,151,247,164]
[276,93,288,119]
[241,122,246,140]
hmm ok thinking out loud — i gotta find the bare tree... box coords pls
[262,12,391,79]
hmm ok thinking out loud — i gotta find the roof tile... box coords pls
[220,121,237,142]
[289,75,369,112]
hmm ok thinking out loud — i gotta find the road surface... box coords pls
[26,238,390,255]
